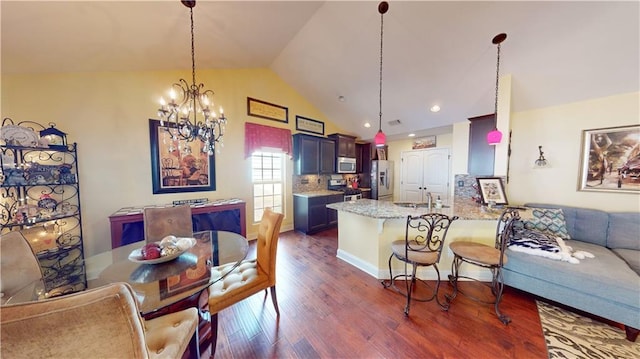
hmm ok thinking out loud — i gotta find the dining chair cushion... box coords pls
[208,259,269,314]
[0,282,198,359]
[391,240,439,264]
[449,241,507,266]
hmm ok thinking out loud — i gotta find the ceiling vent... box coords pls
[387,119,402,126]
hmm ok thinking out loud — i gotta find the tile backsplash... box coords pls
[292,175,328,193]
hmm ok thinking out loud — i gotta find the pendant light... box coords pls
[487,33,507,146]
[374,1,389,148]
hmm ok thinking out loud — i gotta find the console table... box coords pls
[109,199,246,248]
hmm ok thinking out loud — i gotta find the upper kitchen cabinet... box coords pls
[355,142,372,174]
[293,133,335,175]
[328,133,357,158]
[467,114,496,176]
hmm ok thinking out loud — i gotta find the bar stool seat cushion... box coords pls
[449,241,508,266]
[391,240,439,264]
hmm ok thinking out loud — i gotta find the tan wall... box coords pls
[2,68,346,256]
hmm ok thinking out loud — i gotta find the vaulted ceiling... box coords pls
[2,1,638,141]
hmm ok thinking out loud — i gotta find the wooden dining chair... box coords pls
[446,208,521,324]
[1,231,45,302]
[143,205,193,242]
[1,282,199,359]
[382,213,458,315]
[208,208,284,315]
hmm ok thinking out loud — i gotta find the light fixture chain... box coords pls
[190,7,196,88]
[494,43,501,116]
[378,11,384,130]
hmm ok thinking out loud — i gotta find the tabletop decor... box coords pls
[578,124,639,193]
[476,177,508,205]
[149,119,216,194]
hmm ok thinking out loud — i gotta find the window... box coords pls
[251,151,284,222]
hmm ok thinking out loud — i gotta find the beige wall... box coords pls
[507,92,640,211]
[2,68,346,256]
[448,91,640,212]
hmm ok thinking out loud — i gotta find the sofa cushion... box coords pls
[504,240,640,309]
[520,207,571,239]
[524,203,609,246]
[612,248,640,275]
[607,212,640,250]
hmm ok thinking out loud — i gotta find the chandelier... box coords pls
[157,0,226,156]
[487,33,507,145]
[374,1,389,148]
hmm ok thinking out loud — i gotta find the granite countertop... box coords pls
[293,190,343,198]
[326,198,503,220]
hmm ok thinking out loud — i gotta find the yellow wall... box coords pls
[2,68,345,256]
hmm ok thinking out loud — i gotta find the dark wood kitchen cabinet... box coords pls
[293,134,335,175]
[293,193,343,234]
[328,133,357,158]
[355,142,372,174]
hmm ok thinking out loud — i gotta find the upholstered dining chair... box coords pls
[382,213,458,315]
[446,208,521,324]
[143,205,193,243]
[1,231,45,303]
[1,282,199,359]
[208,208,284,316]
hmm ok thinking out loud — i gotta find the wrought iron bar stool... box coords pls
[382,213,458,315]
[446,208,520,324]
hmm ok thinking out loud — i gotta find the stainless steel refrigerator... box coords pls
[371,160,394,201]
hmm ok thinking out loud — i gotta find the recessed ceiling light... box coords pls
[364,122,371,128]
[408,133,415,137]
[338,95,346,102]
[430,105,441,113]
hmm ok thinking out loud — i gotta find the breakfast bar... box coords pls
[326,199,503,280]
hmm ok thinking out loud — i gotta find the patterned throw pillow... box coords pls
[520,208,571,240]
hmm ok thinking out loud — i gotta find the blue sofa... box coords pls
[502,203,640,340]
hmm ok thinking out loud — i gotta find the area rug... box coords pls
[537,300,640,359]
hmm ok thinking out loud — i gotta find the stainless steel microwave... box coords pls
[337,157,357,173]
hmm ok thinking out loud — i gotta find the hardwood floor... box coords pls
[214,228,548,358]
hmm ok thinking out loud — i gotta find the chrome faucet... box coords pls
[426,192,432,210]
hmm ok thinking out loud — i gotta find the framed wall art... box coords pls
[578,124,640,193]
[149,119,216,194]
[476,177,508,205]
[295,115,324,135]
[247,97,288,123]
[412,135,436,149]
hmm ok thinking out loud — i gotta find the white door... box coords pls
[400,148,450,204]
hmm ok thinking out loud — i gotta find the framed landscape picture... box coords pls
[149,119,216,194]
[578,124,640,193]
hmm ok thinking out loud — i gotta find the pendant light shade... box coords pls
[487,129,503,145]
[374,130,386,147]
[375,2,388,148]
[487,33,507,146]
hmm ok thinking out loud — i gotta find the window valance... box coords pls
[244,122,292,158]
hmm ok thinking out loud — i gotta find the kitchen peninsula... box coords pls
[326,199,503,280]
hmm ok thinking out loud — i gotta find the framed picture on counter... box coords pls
[476,177,508,205]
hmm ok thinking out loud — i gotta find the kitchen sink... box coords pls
[393,202,450,209]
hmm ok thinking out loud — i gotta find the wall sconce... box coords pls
[534,145,549,168]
